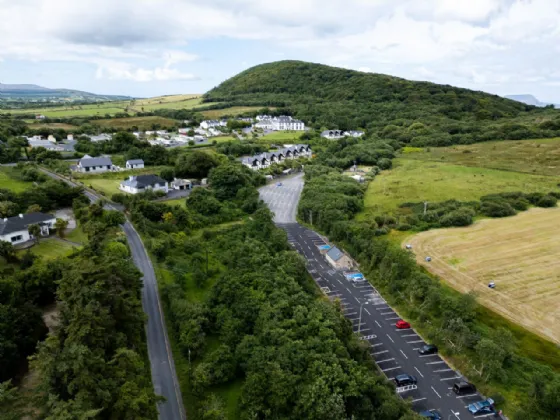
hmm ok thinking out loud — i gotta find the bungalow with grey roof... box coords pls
[126,159,145,169]
[325,246,354,270]
[0,212,57,245]
[75,156,113,173]
[120,174,168,195]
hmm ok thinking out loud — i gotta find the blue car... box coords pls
[276,182,283,187]
[468,398,495,415]
[419,410,442,419]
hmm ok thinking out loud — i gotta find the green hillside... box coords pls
[204,60,560,146]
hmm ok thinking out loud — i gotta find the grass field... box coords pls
[18,238,78,260]
[200,106,264,119]
[91,116,178,130]
[403,138,560,177]
[0,167,33,192]
[406,207,560,345]
[257,130,305,144]
[5,103,129,117]
[360,158,560,218]
[131,94,203,112]
[25,122,79,130]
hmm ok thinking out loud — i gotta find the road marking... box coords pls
[380,311,394,315]
[411,398,427,403]
[354,328,370,333]
[348,317,360,321]
[440,376,462,381]
[474,414,497,419]
[364,308,371,315]
[434,368,453,373]
[385,317,400,320]
[456,393,479,399]
[401,333,418,337]
[420,354,440,358]
[374,303,388,306]
[375,320,382,327]
[386,334,394,343]
[414,366,424,378]
[431,386,442,398]
[346,287,352,293]
[355,297,360,303]
[381,366,401,372]
[372,350,389,355]
[344,312,358,316]
[376,358,395,363]
[399,349,408,359]
[407,340,425,344]
[371,343,383,348]
[426,360,445,365]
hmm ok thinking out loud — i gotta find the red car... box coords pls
[396,320,411,329]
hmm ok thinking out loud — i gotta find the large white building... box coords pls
[75,156,113,173]
[254,116,305,131]
[0,212,57,245]
[119,174,169,195]
[200,120,227,129]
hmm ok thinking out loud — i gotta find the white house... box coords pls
[345,130,364,138]
[271,116,305,131]
[240,144,312,171]
[126,159,145,169]
[178,128,190,134]
[35,114,46,120]
[88,133,112,142]
[254,119,274,130]
[119,174,168,195]
[0,212,56,245]
[200,120,227,129]
[321,130,364,139]
[75,156,113,173]
[171,178,192,190]
[256,115,272,121]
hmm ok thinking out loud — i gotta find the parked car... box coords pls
[468,398,495,415]
[396,320,411,329]
[419,410,442,419]
[276,182,283,187]
[418,344,438,355]
[452,381,477,395]
[394,374,417,387]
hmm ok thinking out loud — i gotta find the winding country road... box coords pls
[40,169,186,420]
[259,175,491,420]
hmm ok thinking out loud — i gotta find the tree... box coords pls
[28,224,41,244]
[160,168,175,182]
[208,163,253,201]
[0,201,18,218]
[175,150,219,179]
[26,204,42,213]
[54,218,69,238]
[0,240,17,263]
[475,338,505,381]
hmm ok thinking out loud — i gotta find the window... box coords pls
[85,167,90,172]
[11,235,23,242]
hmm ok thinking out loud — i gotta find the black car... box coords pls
[452,380,477,395]
[419,410,442,419]
[418,344,438,355]
[394,374,417,387]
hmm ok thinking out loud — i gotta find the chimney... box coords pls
[19,214,23,218]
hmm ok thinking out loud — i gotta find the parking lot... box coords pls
[258,173,303,223]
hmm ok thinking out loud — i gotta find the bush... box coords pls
[536,194,557,208]
[480,200,516,217]
[440,208,475,227]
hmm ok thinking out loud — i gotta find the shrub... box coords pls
[440,208,475,227]
[536,194,557,208]
[480,200,516,217]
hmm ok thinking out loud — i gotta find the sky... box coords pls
[1,0,560,101]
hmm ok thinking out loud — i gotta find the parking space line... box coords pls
[372,350,389,355]
[407,340,425,344]
[376,358,395,363]
[385,317,401,320]
[426,361,445,365]
[399,349,408,359]
[420,354,439,358]
[456,393,478,399]
[381,366,401,372]
[371,343,383,348]
[380,311,394,315]
[431,386,442,398]
[375,320,382,327]
[386,334,394,343]
[411,398,427,403]
[414,366,424,378]
[364,308,371,315]
[434,368,453,373]
[401,334,418,337]
[440,376,461,381]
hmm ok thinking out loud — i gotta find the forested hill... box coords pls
[204,60,560,146]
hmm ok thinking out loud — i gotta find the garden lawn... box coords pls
[0,167,33,192]
[20,238,77,259]
[360,158,560,219]
[258,130,305,144]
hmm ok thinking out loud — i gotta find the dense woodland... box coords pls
[205,60,560,146]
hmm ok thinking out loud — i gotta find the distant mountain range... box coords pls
[0,83,132,102]
[504,94,559,108]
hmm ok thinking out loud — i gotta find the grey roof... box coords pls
[321,130,344,137]
[0,212,55,236]
[121,174,166,189]
[88,134,112,142]
[326,246,345,262]
[79,157,112,167]
[126,159,144,165]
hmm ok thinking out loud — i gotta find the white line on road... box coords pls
[372,350,389,355]
[385,317,400,320]
[375,320,382,327]
[420,354,440,358]
[456,393,478,399]
[431,386,442,398]
[364,308,371,315]
[386,334,395,343]
[411,398,427,403]
[434,368,453,373]
[355,297,360,303]
[376,358,395,363]
[380,311,394,315]
[371,343,383,348]
[346,287,352,293]
[344,312,358,316]
[399,349,408,359]
[407,340,425,344]
[426,360,446,365]
[401,333,418,337]
[381,366,401,372]
[414,366,424,378]
[474,414,497,419]
[440,376,461,381]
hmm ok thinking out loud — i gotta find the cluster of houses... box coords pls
[240,144,312,170]
[253,115,305,131]
[321,130,364,139]
[26,134,76,152]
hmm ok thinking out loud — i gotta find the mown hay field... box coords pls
[406,207,560,344]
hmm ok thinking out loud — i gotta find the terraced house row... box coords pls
[240,144,312,170]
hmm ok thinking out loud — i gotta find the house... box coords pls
[350,174,365,183]
[208,128,221,136]
[47,135,56,143]
[325,246,353,270]
[75,156,113,173]
[0,212,56,245]
[256,115,272,121]
[28,140,65,151]
[178,128,190,134]
[271,116,305,131]
[321,130,345,139]
[35,114,46,120]
[126,159,145,169]
[171,178,192,190]
[200,120,226,129]
[88,133,112,142]
[345,130,364,138]
[119,174,168,195]
[254,119,274,130]
[67,134,74,141]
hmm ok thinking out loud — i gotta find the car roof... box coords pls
[395,374,411,379]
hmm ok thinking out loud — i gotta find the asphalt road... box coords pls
[40,169,186,420]
[260,177,491,420]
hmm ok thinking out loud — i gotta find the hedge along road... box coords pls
[259,175,492,419]
[39,168,186,420]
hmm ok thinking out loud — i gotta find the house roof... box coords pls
[171,178,191,186]
[126,159,144,165]
[321,130,343,136]
[79,157,112,167]
[121,174,166,189]
[326,246,345,262]
[0,212,55,236]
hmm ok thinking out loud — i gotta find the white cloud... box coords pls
[0,0,559,98]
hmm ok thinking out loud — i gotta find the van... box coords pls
[452,381,476,395]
